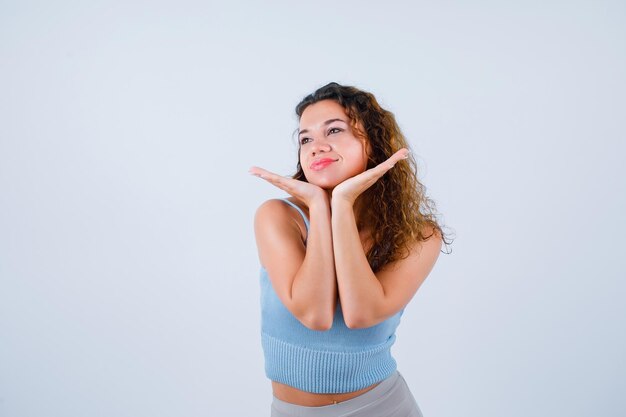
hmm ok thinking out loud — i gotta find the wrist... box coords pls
[330,196,354,210]
[308,191,331,211]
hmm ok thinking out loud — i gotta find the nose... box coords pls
[311,139,332,157]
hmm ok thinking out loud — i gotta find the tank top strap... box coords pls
[279,198,310,234]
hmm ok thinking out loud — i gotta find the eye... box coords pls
[328,127,342,135]
[300,137,312,145]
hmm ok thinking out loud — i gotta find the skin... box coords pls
[250,99,442,406]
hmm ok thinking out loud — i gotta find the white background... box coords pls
[1,1,624,416]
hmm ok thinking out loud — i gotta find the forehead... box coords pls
[299,100,349,129]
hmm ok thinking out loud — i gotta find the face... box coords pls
[298,100,370,189]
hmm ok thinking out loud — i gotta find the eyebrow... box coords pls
[298,118,347,136]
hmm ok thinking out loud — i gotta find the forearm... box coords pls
[331,199,384,328]
[290,196,337,329]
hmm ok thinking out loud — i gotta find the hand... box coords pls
[331,148,410,206]
[249,166,328,207]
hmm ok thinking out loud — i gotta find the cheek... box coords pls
[345,149,369,174]
[362,145,371,166]
[358,142,371,169]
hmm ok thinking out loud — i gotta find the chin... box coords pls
[305,175,345,190]
[310,181,339,190]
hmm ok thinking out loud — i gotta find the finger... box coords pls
[249,166,276,178]
[385,148,410,167]
[249,166,288,184]
[249,166,296,192]
[369,148,410,177]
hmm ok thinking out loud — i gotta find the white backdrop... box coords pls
[1,1,624,416]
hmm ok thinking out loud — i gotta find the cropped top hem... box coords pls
[261,331,398,394]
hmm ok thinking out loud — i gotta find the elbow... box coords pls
[343,313,376,330]
[299,312,334,331]
[305,320,333,331]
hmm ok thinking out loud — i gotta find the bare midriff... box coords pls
[271,381,380,406]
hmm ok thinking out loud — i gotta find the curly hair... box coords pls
[293,82,453,272]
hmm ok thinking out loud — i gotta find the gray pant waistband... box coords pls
[271,371,421,417]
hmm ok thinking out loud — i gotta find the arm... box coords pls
[331,199,442,329]
[329,148,441,328]
[251,167,337,331]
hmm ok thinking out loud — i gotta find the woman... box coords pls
[250,82,450,416]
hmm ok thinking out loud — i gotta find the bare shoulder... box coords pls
[254,198,307,243]
[255,198,302,223]
[380,225,442,275]
[254,199,293,228]
[408,225,443,258]
[370,224,443,322]
[255,198,290,217]
[420,224,443,247]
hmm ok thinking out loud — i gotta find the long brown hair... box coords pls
[293,82,453,272]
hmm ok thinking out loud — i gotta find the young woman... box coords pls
[250,82,450,417]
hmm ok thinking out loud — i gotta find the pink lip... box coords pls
[310,158,336,171]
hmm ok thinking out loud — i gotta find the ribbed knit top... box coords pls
[259,198,403,394]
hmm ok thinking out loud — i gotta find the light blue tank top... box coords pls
[260,198,403,394]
